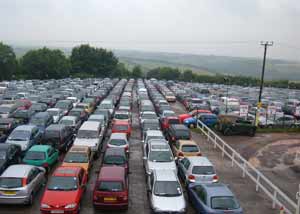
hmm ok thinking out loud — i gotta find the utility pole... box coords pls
[255,41,274,126]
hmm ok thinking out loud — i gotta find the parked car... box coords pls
[142,130,165,145]
[0,104,16,118]
[187,183,243,214]
[107,133,129,154]
[29,103,48,113]
[93,166,129,210]
[88,114,108,133]
[178,157,218,185]
[10,109,35,124]
[113,111,131,124]
[54,100,73,115]
[68,108,89,122]
[46,108,64,123]
[143,139,176,175]
[140,111,158,123]
[198,113,218,128]
[23,145,59,172]
[40,166,87,214]
[147,169,186,214]
[172,140,201,160]
[73,121,104,158]
[217,115,256,136]
[59,115,81,132]
[29,112,53,134]
[43,124,74,152]
[0,118,19,136]
[103,147,129,174]
[165,124,191,144]
[111,121,132,138]
[6,125,42,154]
[62,146,92,174]
[0,144,22,175]
[160,116,180,131]
[0,164,46,204]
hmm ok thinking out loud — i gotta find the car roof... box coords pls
[113,120,129,125]
[104,147,126,157]
[53,166,81,177]
[202,183,234,197]
[69,145,90,153]
[14,124,36,131]
[47,108,61,112]
[187,156,212,166]
[154,169,177,181]
[29,145,52,152]
[178,140,197,146]
[61,116,77,121]
[46,124,66,131]
[146,130,164,136]
[32,112,49,118]
[110,133,127,139]
[170,124,189,130]
[98,166,125,181]
[80,121,100,130]
[1,164,34,178]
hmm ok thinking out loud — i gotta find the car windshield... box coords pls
[104,155,125,165]
[154,181,182,196]
[8,130,30,141]
[164,112,175,117]
[64,153,88,163]
[98,181,123,192]
[115,114,129,120]
[60,120,74,126]
[176,130,190,139]
[149,150,173,162]
[109,139,126,146]
[77,130,97,138]
[0,151,6,160]
[47,110,59,116]
[113,125,128,131]
[181,145,199,152]
[69,111,81,117]
[100,104,112,109]
[211,196,239,210]
[44,130,60,139]
[55,102,69,109]
[142,114,156,119]
[30,117,46,126]
[192,166,215,175]
[169,119,180,124]
[0,107,10,113]
[143,123,159,130]
[13,110,28,118]
[0,177,23,188]
[47,176,78,191]
[24,151,46,160]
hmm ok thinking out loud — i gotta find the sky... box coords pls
[0,0,299,61]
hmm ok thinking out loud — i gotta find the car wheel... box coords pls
[266,124,273,129]
[223,128,232,136]
[249,129,256,137]
[189,123,194,129]
[27,193,33,205]
[77,203,81,214]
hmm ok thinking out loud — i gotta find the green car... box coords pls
[23,145,59,171]
[217,114,256,137]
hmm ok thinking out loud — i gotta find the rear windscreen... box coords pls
[169,119,179,124]
[192,166,215,175]
[0,177,23,188]
[98,181,123,192]
[181,145,199,152]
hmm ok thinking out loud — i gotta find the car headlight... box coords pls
[40,203,50,208]
[65,203,77,209]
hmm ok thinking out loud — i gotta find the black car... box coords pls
[29,103,48,113]
[0,118,19,136]
[0,144,22,174]
[43,124,75,152]
[68,108,88,122]
[10,109,35,124]
[165,124,191,144]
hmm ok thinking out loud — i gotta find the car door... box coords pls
[47,147,58,165]
[190,185,207,213]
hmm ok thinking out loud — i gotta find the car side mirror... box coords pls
[143,156,147,160]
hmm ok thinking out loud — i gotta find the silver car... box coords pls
[178,156,218,185]
[0,164,46,204]
[147,169,186,213]
[46,108,64,123]
[143,139,176,175]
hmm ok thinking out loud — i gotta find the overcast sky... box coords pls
[0,0,299,60]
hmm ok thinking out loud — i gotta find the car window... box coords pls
[183,159,191,170]
[181,145,199,152]
[211,196,239,210]
[98,181,123,192]
[48,147,55,157]
[175,141,180,149]
[192,166,215,175]
[194,185,207,204]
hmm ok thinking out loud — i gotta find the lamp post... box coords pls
[224,77,229,114]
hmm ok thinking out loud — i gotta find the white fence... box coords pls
[197,120,299,214]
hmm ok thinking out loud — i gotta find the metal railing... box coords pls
[196,120,299,214]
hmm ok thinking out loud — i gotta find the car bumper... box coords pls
[40,208,78,214]
[0,195,29,204]
[93,201,128,210]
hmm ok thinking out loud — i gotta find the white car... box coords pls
[46,108,64,123]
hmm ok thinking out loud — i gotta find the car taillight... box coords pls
[171,136,176,141]
[178,152,184,157]
[213,175,219,183]
[125,145,129,152]
[22,178,27,186]
[188,175,195,182]
[197,153,202,156]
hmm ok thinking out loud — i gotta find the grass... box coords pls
[257,127,300,133]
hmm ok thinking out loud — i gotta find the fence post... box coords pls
[222,143,225,158]
[231,152,235,167]
[256,174,260,192]
[273,190,277,209]
[296,184,300,214]
[242,162,246,177]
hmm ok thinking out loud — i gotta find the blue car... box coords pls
[29,112,53,134]
[187,183,243,214]
[198,113,218,128]
[183,117,197,128]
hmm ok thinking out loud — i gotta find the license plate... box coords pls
[104,197,116,202]
[51,211,64,214]
[2,191,16,195]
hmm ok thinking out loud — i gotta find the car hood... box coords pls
[42,190,79,206]
[152,194,186,212]
[6,140,28,151]
[74,138,98,147]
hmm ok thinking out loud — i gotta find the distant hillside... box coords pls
[12,46,300,80]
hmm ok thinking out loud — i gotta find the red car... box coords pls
[40,166,87,214]
[189,109,212,117]
[15,99,32,110]
[178,114,192,123]
[161,116,180,130]
[93,166,128,210]
[111,121,132,138]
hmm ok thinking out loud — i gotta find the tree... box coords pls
[132,65,142,78]
[70,44,118,77]
[0,42,17,81]
[20,47,70,79]
[182,69,193,82]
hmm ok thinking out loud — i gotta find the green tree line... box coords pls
[0,41,299,89]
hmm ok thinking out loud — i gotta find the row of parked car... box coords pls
[0,78,138,213]
[137,79,243,213]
